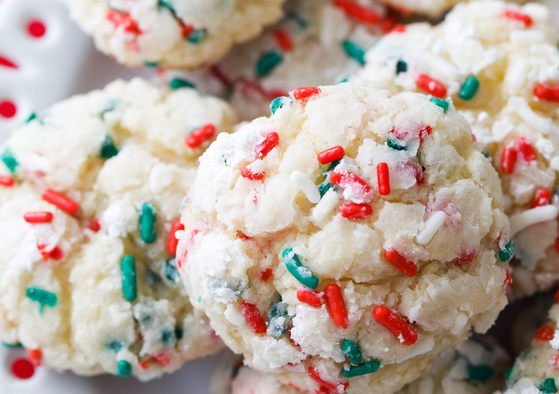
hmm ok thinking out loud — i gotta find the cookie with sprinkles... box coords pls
[0,78,237,380]
[373,0,527,17]
[161,0,392,121]
[61,0,286,68]
[498,291,559,394]
[213,337,511,394]
[176,82,510,394]
[354,0,559,297]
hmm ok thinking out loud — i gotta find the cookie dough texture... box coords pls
[162,0,385,120]
[62,0,286,68]
[354,0,559,297]
[500,300,559,394]
[178,83,510,394]
[0,78,237,380]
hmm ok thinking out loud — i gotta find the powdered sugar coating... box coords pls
[178,83,509,394]
[355,0,559,297]
[0,78,237,380]
[61,0,286,68]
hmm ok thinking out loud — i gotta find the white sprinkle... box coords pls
[175,229,186,240]
[416,211,446,245]
[550,156,559,172]
[290,171,321,204]
[224,304,247,329]
[312,189,339,222]
[509,31,545,46]
[510,205,559,235]
[551,330,559,350]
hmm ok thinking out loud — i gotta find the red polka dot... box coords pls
[27,20,46,38]
[11,358,35,380]
[0,100,16,119]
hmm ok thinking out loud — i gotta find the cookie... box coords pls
[0,78,237,380]
[161,0,393,120]
[177,82,510,394]
[374,0,526,17]
[354,0,559,297]
[61,0,286,68]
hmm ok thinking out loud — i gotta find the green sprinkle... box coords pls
[459,76,480,101]
[169,77,195,90]
[430,97,449,113]
[541,378,558,394]
[100,136,119,158]
[482,151,490,159]
[161,329,175,345]
[165,259,180,283]
[143,61,160,68]
[198,296,202,303]
[1,148,18,173]
[175,325,184,340]
[139,203,157,244]
[504,367,513,381]
[282,248,319,289]
[117,360,132,377]
[267,300,289,338]
[499,240,515,262]
[342,340,363,364]
[270,96,291,115]
[121,256,137,302]
[158,0,175,13]
[342,360,381,378]
[396,60,408,74]
[318,159,341,197]
[100,100,117,119]
[2,341,23,349]
[467,365,493,382]
[26,113,37,123]
[256,51,283,77]
[342,40,366,65]
[26,287,57,314]
[187,28,207,44]
[286,10,308,28]
[387,140,407,151]
[106,340,124,352]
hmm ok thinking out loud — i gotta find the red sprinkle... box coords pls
[500,146,517,174]
[318,146,345,165]
[515,136,536,161]
[24,211,53,224]
[209,65,231,86]
[106,9,142,34]
[27,349,42,366]
[503,9,533,26]
[27,20,47,38]
[261,269,273,282]
[180,22,194,39]
[89,218,101,232]
[0,100,17,118]
[241,166,265,180]
[377,163,390,196]
[239,301,267,334]
[534,84,559,102]
[330,170,372,199]
[324,284,349,329]
[391,24,407,33]
[256,132,280,159]
[555,289,559,302]
[373,305,418,346]
[534,324,554,341]
[186,124,216,149]
[531,189,552,208]
[384,249,418,277]
[11,358,35,380]
[0,55,18,69]
[297,289,323,307]
[153,353,171,367]
[293,87,321,103]
[504,269,513,287]
[167,220,185,255]
[333,0,380,25]
[339,203,373,220]
[273,29,293,51]
[41,189,79,214]
[0,175,14,187]
[308,366,348,394]
[416,74,447,98]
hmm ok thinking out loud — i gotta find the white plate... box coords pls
[0,0,219,393]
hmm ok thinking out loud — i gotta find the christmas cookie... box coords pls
[354,0,559,297]
[161,0,392,120]
[177,83,510,394]
[61,0,286,68]
[0,78,237,380]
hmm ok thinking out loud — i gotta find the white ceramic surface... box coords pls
[0,0,218,393]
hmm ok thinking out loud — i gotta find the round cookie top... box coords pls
[354,0,559,297]
[177,82,510,394]
[61,0,286,68]
[161,0,391,120]
[0,78,237,380]
[373,0,526,17]
[501,294,559,394]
